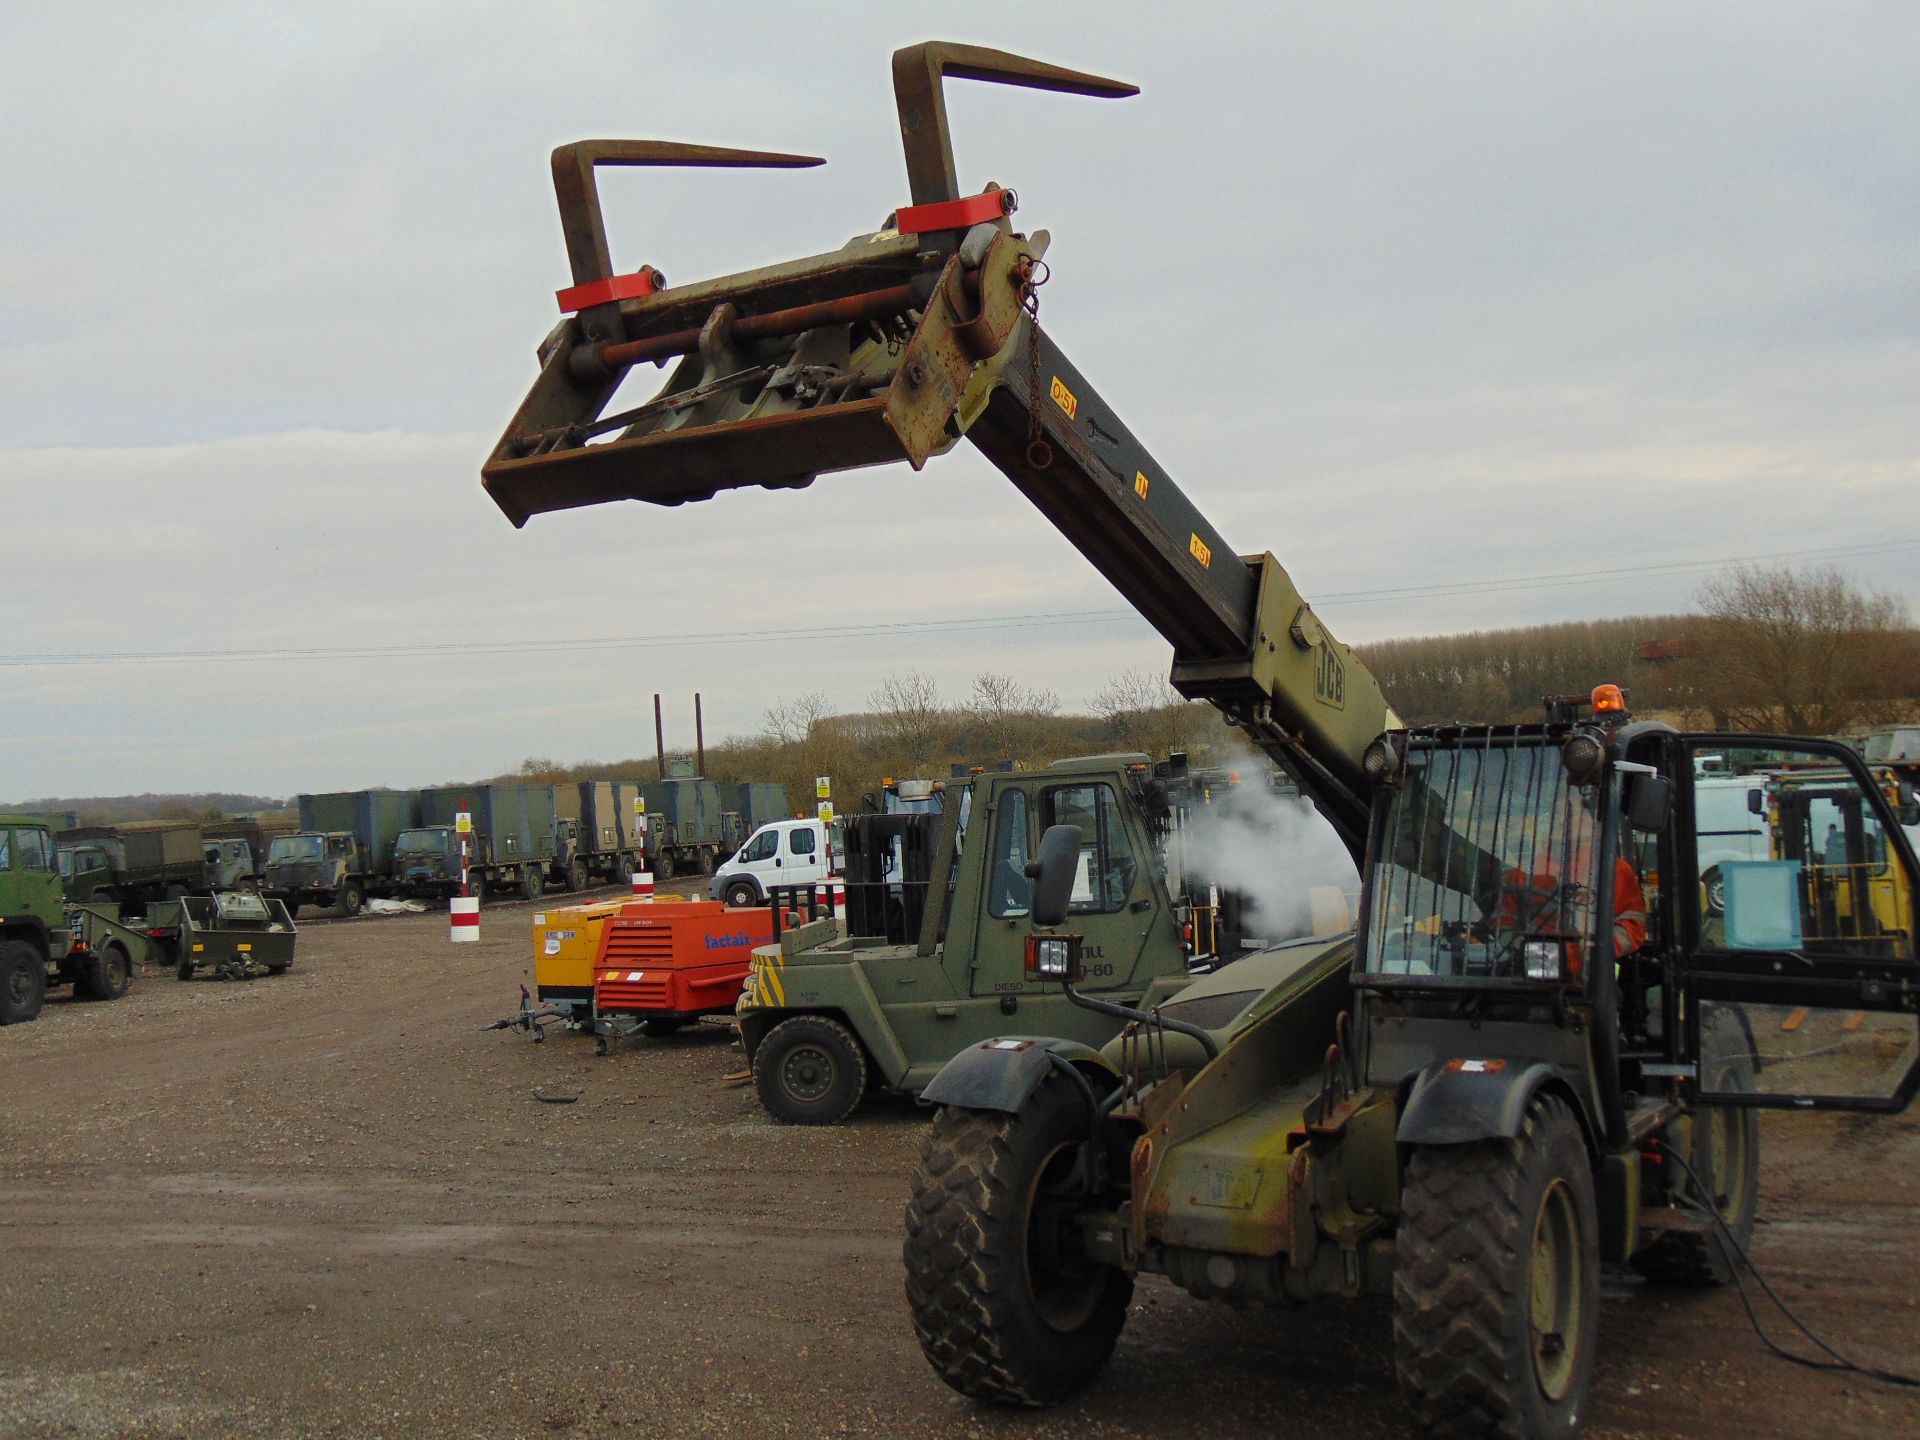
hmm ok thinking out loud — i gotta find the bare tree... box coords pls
[763,691,831,748]
[1091,668,1207,758]
[867,671,948,774]
[968,671,1059,761]
[1694,563,1911,734]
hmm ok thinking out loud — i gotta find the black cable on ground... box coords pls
[1663,1147,1920,1391]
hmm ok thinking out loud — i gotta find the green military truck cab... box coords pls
[2,815,133,1024]
[736,756,1201,1125]
[265,831,363,918]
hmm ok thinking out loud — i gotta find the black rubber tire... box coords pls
[283,900,301,921]
[1394,1093,1600,1440]
[1703,865,1726,917]
[655,851,677,882]
[725,879,760,909]
[567,859,588,893]
[467,874,486,906]
[266,960,291,976]
[752,1014,868,1125]
[82,943,133,1001]
[617,852,636,883]
[904,1077,1133,1406]
[520,867,544,902]
[89,888,115,904]
[1633,1018,1760,1286]
[641,1017,689,1038]
[335,879,365,919]
[165,883,189,900]
[0,938,47,1024]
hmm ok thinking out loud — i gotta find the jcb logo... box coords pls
[1049,376,1078,419]
[1315,645,1347,709]
[1189,533,1212,569]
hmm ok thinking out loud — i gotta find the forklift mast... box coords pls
[483,42,1396,859]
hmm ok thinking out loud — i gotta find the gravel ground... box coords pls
[2,894,1915,1439]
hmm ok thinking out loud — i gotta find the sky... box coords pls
[3,1,1917,802]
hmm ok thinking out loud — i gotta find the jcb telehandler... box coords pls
[482,41,1920,1437]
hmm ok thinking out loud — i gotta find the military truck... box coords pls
[268,790,419,918]
[637,776,730,880]
[55,823,208,907]
[397,784,557,903]
[482,42,1920,1434]
[203,818,294,892]
[552,780,644,892]
[1,814,136,1024]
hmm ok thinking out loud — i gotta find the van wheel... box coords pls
[1703,866,1726,916]
[753,1015,868,1125]
[1395,1093,1598,1440]
[0,939,47,1024]
[725,880,759,909]
[83,943,133,1001]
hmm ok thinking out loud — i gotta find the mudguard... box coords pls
[920,1035,1118,1114]
[1396,1059,1566,1146]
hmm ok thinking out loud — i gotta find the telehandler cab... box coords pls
[483,40,1919,1437]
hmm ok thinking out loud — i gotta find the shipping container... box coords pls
[397,785,559,903]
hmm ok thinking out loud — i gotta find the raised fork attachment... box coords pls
[481,42,1132,528]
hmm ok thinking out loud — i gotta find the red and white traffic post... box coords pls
[450,807,479,942]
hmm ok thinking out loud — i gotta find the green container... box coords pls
[417,785,558,865]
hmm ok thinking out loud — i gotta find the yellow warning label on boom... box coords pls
[1134,471,1150,499]
[1189,534,1213,569]
[1049,376,1078,419]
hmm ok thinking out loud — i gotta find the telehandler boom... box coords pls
[485,42,1920,1438]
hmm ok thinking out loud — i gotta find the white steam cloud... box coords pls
[1175,785,1360,947]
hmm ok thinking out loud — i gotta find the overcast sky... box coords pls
[3,2,1916,803]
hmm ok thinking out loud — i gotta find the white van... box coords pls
[710,818,838,907]
[1693,774,1769,914]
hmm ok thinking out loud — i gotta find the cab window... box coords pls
[788,826,817,858]
[1688,742,1914,962]
[15,828,50,871]
[987,791,1031,918]
[742,829,778,863]
[0,831,11,870]
[1043,783,1137,915]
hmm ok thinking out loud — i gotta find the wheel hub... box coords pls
[780,1046,834,1101]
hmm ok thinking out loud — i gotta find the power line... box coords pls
[1,534,1912,670]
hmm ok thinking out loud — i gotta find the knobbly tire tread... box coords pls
[0,937,47,1024]
[903,1081,1132,1407]
[1393,1093,1597,1440]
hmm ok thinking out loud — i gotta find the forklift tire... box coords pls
[725,880,759,909]
[520,868,544,902]
[1632,1021,1759,1286]
[335,880,365,918]
[904,1076,1133,1406]
[1394,1093,1598,1440]
[752,1014,868,1125]
[0,939,47,1025]
[567,859,588,893]
[82,943,133,1001]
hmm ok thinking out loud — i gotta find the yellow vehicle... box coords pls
[532,895,690,1024]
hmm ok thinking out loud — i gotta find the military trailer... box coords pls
[552,780,643,892]
[55,823,208,907]
[269,790,419,918]
[397,784,557,903]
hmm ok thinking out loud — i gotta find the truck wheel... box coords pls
[904,1077,1133,1405]
[567,859,588,892]
[0,939,47,1024]
[83,943,133,1001]
[655,851,677,881]
[467,873,487,906]
[752,1014,868,1125]
[89,888,115,905]
[335,879,365,918]
[165,883,189,900]
[283,900,301,921]
[725,879,759,909]
[1633,1021,1759,1286]
[520,868,545,902]
[1394,1093,1598,1440]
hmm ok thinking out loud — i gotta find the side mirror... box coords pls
[1625,773,1672,832]
[1027,823,1083,928]
[1746,788,1765,816]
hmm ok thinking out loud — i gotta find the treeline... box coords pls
[9,791,294,827]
